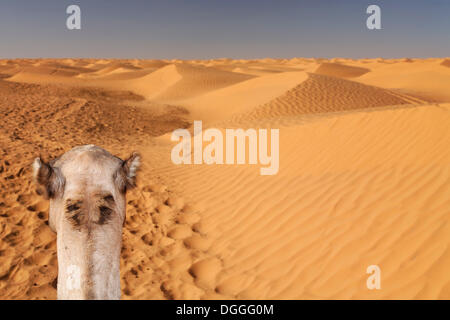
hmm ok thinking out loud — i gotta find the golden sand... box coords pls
[0,57,449,299]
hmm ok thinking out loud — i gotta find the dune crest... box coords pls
[314,62,370,78]
[181,71,308,122]
[232,73,410,123]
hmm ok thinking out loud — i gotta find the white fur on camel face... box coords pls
[32,145,140,300]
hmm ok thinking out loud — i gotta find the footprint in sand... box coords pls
[189,257,223,289]
[119,179,225,299]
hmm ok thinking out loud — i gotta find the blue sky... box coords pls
[0,0,449,59]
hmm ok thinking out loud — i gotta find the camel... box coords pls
[32,145,140,300]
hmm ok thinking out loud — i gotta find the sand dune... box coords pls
[153,103,450,299]
[0,58,449,300]
[7,70,87,86]
[135,60,170,69]
[145,64,254,102]
[356,61,450,101]
[233,73,410,122]
[180,71,308,122]
[79,61,141,78]
[314,62,370,78]
[441,59,450,68]
[16,66,80,77]
[7,63,254,103]
[229,64,305,76]
[120,64,185,99]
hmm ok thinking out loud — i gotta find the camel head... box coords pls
[32,145,140,300]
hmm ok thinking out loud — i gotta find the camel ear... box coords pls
[115,152,140,193]
[32,157,65,199]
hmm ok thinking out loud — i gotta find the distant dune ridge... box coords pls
[441,59,450,68]
[314,62,370,78]
[0,57,449,299]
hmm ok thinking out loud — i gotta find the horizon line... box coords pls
[2,56,450,61]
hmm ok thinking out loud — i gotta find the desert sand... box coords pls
[0,57,449,299]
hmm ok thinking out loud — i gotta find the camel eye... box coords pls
[103,194,114,203]
[67,203,81,212]
[65,199,83,229]
[66,200,82,213]
[97,194,115,225]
